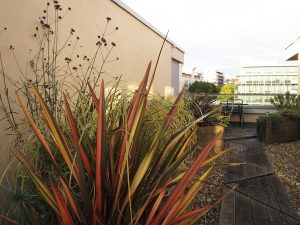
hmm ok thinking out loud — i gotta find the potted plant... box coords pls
[188,95,229,152]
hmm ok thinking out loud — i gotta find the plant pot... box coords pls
[197,125,224,152]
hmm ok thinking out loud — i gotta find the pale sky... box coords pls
[122,0,300,77]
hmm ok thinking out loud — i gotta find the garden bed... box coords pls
[257,114,300,144]
[186,149,225,225]
[194,166,224,225]
[265,141,300,215]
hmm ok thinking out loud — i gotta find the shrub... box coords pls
[270,92,300,110]
[256,113,283,141]
[188,95,230,127]
[279,108,300,120]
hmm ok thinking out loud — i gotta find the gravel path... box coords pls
[265,141,300,215]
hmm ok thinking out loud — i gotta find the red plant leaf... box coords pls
[52,182,75,225]
[64,94,93,178]
[152,134,218,224]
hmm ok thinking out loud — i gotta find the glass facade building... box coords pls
[236,62,298,104]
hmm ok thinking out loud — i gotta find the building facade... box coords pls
[284,36,300,94]
[224,76,238,86]
[203,69,224,86]
[179,71,203,91]
[180,67,224,92]
[237,62,298,104]
[0,0,184,97]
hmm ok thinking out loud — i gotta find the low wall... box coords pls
[230,105,277,123]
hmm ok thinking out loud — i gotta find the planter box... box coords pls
[264,118,300,144]
[197,125,224,152]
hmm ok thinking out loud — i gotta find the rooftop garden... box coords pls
[0,2,236,225]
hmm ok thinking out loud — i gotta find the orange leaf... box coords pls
[52,182,75,225]
[64,94,92,178]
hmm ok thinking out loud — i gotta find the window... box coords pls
[291,85,297,90]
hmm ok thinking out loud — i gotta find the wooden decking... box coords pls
[219,125,300,225]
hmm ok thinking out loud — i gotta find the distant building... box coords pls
[179,71,203,91]
[224,77,238,86]
[203,69,224,86]
[180,67,224,91]
[237,62,298,104]
[284,36,300,94]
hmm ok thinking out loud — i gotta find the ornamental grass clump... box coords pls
[0,60,238,225]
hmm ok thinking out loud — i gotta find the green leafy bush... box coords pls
[279,108,300,120]
[270,92,300,110]
[256,113,283,141]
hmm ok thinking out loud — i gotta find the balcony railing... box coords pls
[185,92,287,106]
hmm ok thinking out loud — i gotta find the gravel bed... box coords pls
[265,141,300,215]
[185,150,224,225]
[194,167,224,225]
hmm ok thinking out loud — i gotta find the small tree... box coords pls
[219,84,234,102]
[189,81,219,94]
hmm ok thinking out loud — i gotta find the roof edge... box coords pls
[285,36,300,50]
[111,0,185,53]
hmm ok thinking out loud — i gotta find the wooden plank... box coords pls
[236,180,248,195]
[254,152,273,175]
[246,138,263,152]
[235,191,253,225]
[251,199,271,225]
[259,176,280,210]
[224,127,257,140]
[219,186,235,225]
[224,135,257,141]
[245,151,273,177]
[245,155,259,178]
[225,162,246,184]
[269,175,300,219]
[268,207,300,225]
[225,148,247,183]
[247,177,262,201]
[225,138,273,183]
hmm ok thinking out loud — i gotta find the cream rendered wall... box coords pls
[0,0,184,96]
[0,0,184,205]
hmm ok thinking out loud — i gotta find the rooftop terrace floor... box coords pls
[219,125,300,225]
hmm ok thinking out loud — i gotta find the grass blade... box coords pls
[95,80,106,222]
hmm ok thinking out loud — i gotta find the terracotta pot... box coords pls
[197,125,224,152]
